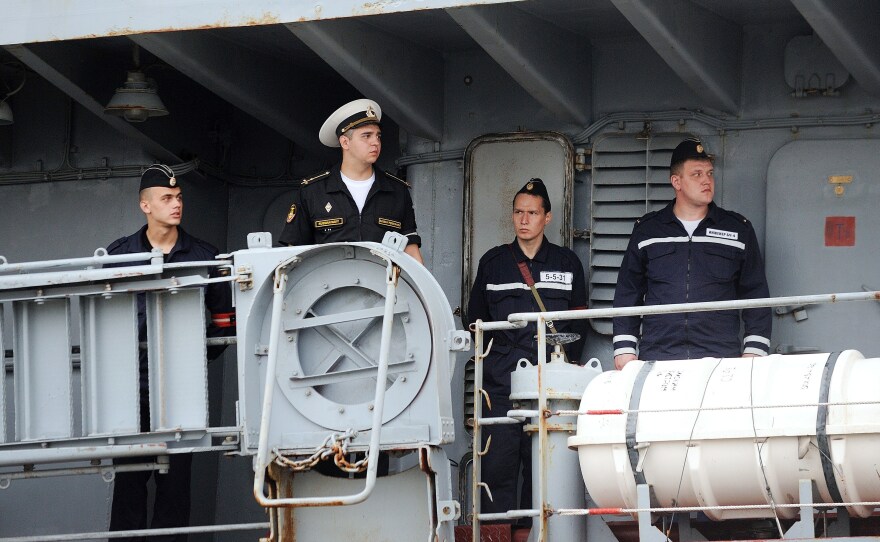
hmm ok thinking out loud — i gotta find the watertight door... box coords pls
[461,132,574,316]
[765,139,880,355]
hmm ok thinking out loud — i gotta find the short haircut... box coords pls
[670,157,713,177]
[341,121,381,142]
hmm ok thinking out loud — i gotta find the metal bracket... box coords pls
[636,483,668,542]
[381,231,408,253]
[783,479,816,539]
[775,344,819,354]
[246,232,273,249]
[438,500,461,522]
[677,513,707,542]
[236,264,254,291]
[447,329,471,351]
[774,305,808,321]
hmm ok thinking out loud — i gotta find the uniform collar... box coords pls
[138,224,192,259]
[326,163,392,194]
[660,199,720,225]
[510,236,550,263]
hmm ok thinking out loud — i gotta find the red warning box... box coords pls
[825,216,855,247]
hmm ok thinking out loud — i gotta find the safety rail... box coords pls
[0,249,159,275]
[0,256,238,469]
[0,522,271,541]
[470,289,880,542]
[251,254,400,508]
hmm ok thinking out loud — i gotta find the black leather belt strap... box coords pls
[816,351,843,503]
[626,360,655,485]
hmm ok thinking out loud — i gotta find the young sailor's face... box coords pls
[141,187,183,227]
[512,193,551,243]
[341,125,382,165]
[672,159,715,208]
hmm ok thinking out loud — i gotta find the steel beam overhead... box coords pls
[610,0,741,113]
[447,4,591,125]
[3,44,181,164]
[791,0,880,97]
[0,0,521,47]
[131,31,336,158]
[287,19,444,142]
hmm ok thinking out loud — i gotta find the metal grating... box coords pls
[588,134,693,334]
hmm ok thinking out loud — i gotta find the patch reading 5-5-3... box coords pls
[286,204,297,223]
[314,218,344,228]
[378,217,402,229]
[540,271,573,284]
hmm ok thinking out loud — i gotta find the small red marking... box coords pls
[824,216,855,247]
[588,508,624,515]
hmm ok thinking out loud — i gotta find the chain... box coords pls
[272,429,369,473]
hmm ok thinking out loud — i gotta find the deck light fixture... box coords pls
[104,44,168,123]
[0,101,12,125]
[0,63,26,126]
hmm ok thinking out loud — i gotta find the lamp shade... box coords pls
[104,71,168,122]
[0,100,12,125]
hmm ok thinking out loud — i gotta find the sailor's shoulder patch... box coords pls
[384,171,411,188]
[726,209,751,224]
[301,171,331,186]
[634,209,660,227]
[105,236,128,255]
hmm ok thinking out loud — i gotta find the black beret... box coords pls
[515,178,551,212]
[139,164,178,191]
[670,138,712,169]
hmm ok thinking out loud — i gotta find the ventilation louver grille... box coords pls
[588,134,692,334]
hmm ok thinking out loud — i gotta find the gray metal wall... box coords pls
[1,15,880,541]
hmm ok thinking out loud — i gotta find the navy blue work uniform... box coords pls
[612,200,772,361]
[278,164,421,248]
[105,225,232,542]
[464,238,587,523]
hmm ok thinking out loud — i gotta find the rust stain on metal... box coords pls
[418,446,432,474]
[111,271,147,278]
[359,1,395,15]
[830,294,837,302]
[355,2,438,16]
[48,11,283,42]
[545,424,573,431]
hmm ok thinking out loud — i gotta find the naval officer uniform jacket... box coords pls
[465,237,588,397]
[612,200,772,361]
[279,164,420,248]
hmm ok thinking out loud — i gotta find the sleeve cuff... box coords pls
[405,232,422,247]
[743,334,770,356]
[613,334,638,351]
